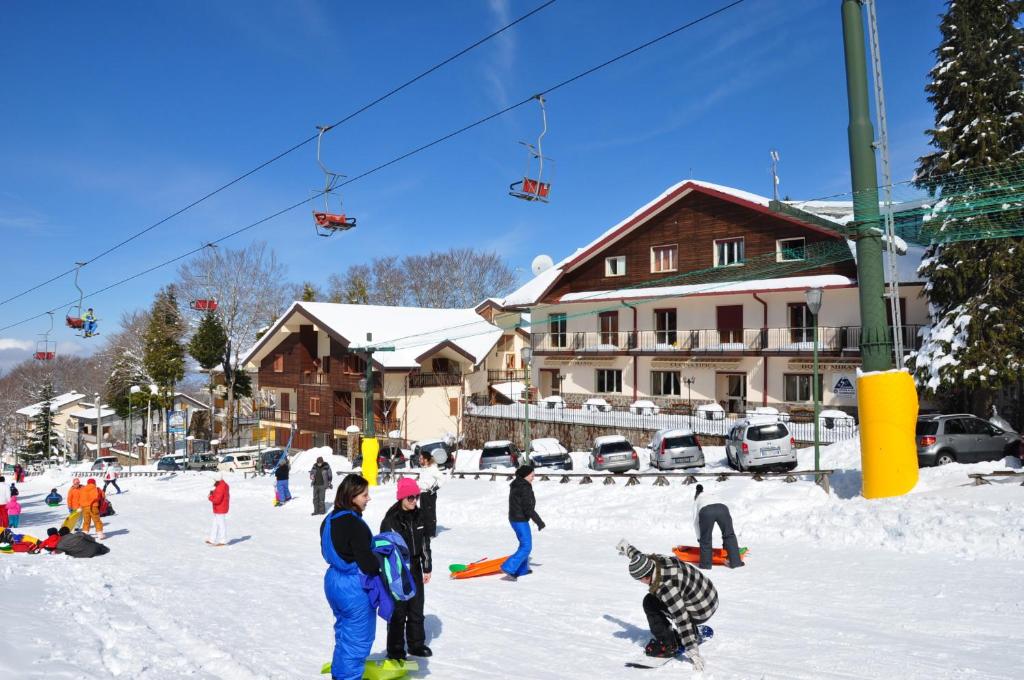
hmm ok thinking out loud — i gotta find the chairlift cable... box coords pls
[0,0,559,309]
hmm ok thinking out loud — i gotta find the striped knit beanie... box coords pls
[628,552,655,580]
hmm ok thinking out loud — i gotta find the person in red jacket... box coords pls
[207,473,230,546]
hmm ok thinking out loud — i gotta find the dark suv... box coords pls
[916,414,1021,466]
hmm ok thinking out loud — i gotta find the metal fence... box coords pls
[466,402,857,444]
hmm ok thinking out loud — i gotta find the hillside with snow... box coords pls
[2,442,1022,679]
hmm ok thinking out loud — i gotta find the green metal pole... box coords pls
[523,366,531,453]
[841,0,892,372]
[813,316,821,472]
[364,350,375,438]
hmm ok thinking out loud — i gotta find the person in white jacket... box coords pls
[692,484,744,570]
[416,451,445,538]
[0,475,10,527]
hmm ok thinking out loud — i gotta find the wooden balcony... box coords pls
[256,408,297,424]
[407,372,463,388]
[531,326,922,356]
[488,369,529,382]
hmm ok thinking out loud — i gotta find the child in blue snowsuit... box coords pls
[45,489,63,506]
[501,465,545,581]
[320,474,379,680]
[275,459,292,505]
[83,308,97,337]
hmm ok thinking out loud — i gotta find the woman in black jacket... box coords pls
[500,464,545,582]
[380,477,433,661]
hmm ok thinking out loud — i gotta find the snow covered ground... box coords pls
[2,442,1022,679]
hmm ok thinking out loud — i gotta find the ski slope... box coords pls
[2,442,1022,679]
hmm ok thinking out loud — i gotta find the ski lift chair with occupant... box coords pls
[311,125,356,237]
[65,262,88,331]
[509,95,553,203]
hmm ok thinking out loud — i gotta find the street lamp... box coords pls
[520,346,533,453]
[805,287,824,472]
[683,376,696,422]
[129,385,141,471]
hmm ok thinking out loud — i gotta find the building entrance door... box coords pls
[540,369,561,397]
[716,372,747,414]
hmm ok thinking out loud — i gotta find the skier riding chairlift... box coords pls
[312,125,356,236]
[509,95,553,203]
[65,262,95,335]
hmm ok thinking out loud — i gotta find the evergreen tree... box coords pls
[912,0,1024,413]
[22,380,61,465]
[143,286,186,450]
[187,310,228,433]
[301,282,318,302]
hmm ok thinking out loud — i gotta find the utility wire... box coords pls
[0,0,558,310]
[0,0,751,334]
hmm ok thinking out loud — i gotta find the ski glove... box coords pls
[615,538,631,555]
[535,519,546,531]
[689,651,705,672]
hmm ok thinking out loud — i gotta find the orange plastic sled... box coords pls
[449,556,511,580]
[672,545,748,566]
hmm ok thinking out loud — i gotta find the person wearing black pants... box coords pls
[380,477,433,661]
[643,593,681,649]
[692,484,744,569]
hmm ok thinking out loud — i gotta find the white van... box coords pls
[218,453,256,473]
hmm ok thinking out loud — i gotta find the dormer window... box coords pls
[777,237,806,262]
[650,245,677,273]
[714,237,744,267]
[605,256,626,277]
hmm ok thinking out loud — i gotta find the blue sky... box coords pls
[0,0,945,368]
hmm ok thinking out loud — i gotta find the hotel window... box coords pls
[714,237,745,267]
[654,309,677,345]
[605,255,626,277]
[549,313,567,348]
[309,396,321,415]
[784,374,823,402]
[596,369,623,393]
[777,237,806,262]
[598,311,619,346]
[652,370,681,396]
[650,245,678,273]
[272,354,284,372]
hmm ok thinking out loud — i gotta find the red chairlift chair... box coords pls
[190,299,219,312]
[509,96,553,204]
[312,125,357,237]
[35,313,57,360]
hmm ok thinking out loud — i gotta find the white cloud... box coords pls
[0,338,33,351]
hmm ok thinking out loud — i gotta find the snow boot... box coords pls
[409,645,432,657]
[643,638,679,658]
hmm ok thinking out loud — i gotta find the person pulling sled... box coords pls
[616,539,718,671]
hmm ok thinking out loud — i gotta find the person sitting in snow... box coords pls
[39,528,61,552]
[45,488,63,507]
[616,539,718,671]
[83,308,97,337]
[55,526,109,558]
[692,484,744,570]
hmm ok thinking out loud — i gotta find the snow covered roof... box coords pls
[241,301,504,371]
[16,391,88,418]
[557,274,855,304]
[489,381,525,402]
[67,405,118,420]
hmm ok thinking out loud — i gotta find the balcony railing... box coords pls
[531,326,922,355]
[257,408,297,423]
[407,372,463,388]
[488,369,529,382]
[333,415,398,432]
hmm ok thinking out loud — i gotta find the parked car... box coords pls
[183,453,218,471]
[590,435,639,473]
[378,445,408,472]
[648,429,705,470]
[217,453,256,473]
[162,454,186,468]
[413,439,456,470]
[261,449,287,472]
[725,418,797,472]
[480,440,522,470]
[528,438,573,470]
[157,457,181,472]
[916,414,1022,466]
[90,456,122,472]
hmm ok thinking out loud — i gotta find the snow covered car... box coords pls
[916,414,1022,466]
[217,453,256,473]
[725,418,797,472]
[648,429,704,470]
[528,438,572,470]
[479,440,523,470]
[90,456,122,472]
[589,435,639,473]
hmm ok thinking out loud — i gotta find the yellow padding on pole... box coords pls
[858,370,919,498]
[361,437,379,487]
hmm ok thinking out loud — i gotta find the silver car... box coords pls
[725,419,797,472]
[916,414,1022,466]
[649,429,705,470]
[590,435,639,473]
[480,440,522,470]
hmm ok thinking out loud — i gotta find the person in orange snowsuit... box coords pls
[79,478,105,539]
[66,478,84,530]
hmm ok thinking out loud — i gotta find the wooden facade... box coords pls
[544,189,857,302]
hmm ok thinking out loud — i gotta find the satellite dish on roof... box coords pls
[531,254,554,275]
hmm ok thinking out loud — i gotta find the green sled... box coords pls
[320,658,420,679]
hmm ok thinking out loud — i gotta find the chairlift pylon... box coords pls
[312,125,356,237]
[509,95,553,203]
[34,311,56,361]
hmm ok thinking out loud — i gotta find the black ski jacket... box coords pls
[380,501,432,574]
[508,478,545,528]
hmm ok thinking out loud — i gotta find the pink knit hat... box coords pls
[396,477,421,501]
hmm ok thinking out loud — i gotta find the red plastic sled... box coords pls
[672,545,748,566]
